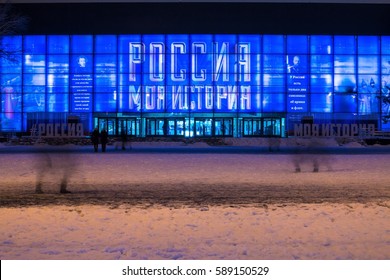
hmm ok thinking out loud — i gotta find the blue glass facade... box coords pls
[1,34,389,137]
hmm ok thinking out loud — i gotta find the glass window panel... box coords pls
[23,54,45,74]
[118,73,141,86]
[142,34,166,54]
[311,93,332,113]
[95,86,117,94]
[166,34,189,53]
[2,86,22,115]
[118,34,142,53]
[357,75,380,94]
[1,75,21,87]
[381,36,390,54]
[311,74,333,92]
[166,53,190,85]
[47,74,68,87]
[214,34,237,54]
[334,93,357,113]
[0,36,22,52]
[263,35,284,53]
[23,90,45,112]
[95,35,117,53]
[358,36,379,54]
[142,93,165,113]
[71,35,93,53]
[263,55,285,73]
[47,55,69,73]
[214,93,238,113]
[358,56,379,74]
[95,55,117,74]
[47,35,69,54]
[118,86,141,112]
[310,35,332,54]
[263,74,285,88]
[94,93,117,112]
[47,93,68,112]
[334,36,356,54]
[334,55,356,74]
[95,74,116,89]
[238,34,261,54]
[23,74,46,86]
[47,86,68,94]
[287,35,308,54]
[190,34,213,85]
[24,35,46,54]
[71,54,93,73]
[0,113,21,131]
[70,92,92,113]
[358,92,379,114]
[0,57,22,73]
[381,56,390,75]
[311,55,333,73]
[166,35,189,85]
[262,93,284,112]
[165,89,189,113]
[334,74,356,93]
[286,54,308,73]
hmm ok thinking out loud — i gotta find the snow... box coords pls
[0,138,389,260]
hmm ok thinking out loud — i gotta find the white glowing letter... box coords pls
[192,42,206,82]
[149,43,164,82]
[171,43,186,81]
[129,42,144,82]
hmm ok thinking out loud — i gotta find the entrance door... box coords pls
[195,118,213,136]
[146,118,165,136]
[263,118,281,136]
[243,119,262,136]
[167,119,185,136]
[98,118,116,135]
[118,118,138,136]
[215,118,233,136]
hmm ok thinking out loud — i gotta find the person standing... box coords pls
[100,128,108,152]
[121,130,128,150]
[91,128,99,152]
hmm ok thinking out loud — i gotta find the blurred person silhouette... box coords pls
[34,144,75,194]
[292,137,321,173]
[100,128,108,152]
[120,129,128,150]
[34,144,52,194]
[91,127,99,152]
[267,137,281,152]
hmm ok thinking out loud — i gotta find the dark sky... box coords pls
[9,2,390,35]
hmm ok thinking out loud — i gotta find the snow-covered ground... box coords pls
[0,138,389,260]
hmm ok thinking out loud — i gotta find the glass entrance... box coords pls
[98,118,116,135]
[263,118,281,136]
[146,118,165,136]
[146,118,185,136]
[214,118,233,136]
[243,118,282,137]
[243,119,262,136]
[118,118,138,136]
[195,118,213,136]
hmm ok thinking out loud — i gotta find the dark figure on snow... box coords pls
[100,128,108,152]
[35,145,74,194]
[91,127,99,152]
[121,130,127,150]
[292,138,320,173]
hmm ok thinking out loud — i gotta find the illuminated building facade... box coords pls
[1,3,390,137]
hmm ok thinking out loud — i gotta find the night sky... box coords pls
[8,2,390,35]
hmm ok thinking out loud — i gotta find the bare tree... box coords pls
[0,0,28,62]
